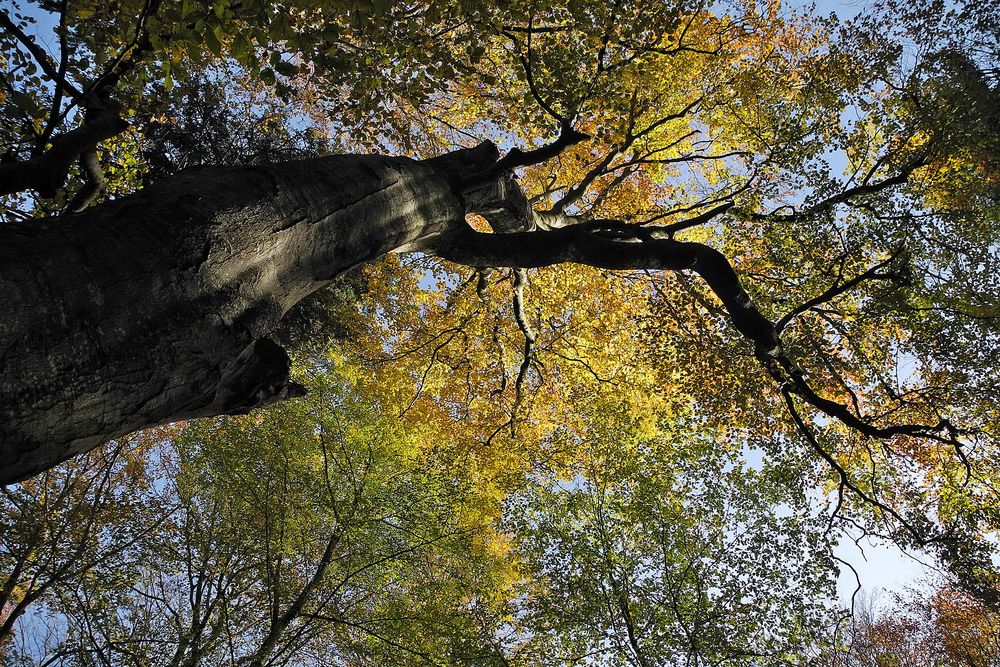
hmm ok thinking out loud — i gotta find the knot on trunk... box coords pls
[216,338,307,415]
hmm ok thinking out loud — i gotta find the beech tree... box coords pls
[2,0,999,612]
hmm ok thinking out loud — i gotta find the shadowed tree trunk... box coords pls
[0,137,899,487]
[0,150,478,482]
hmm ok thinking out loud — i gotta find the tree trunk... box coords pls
[0,139,791,485]
[0,151,472,483]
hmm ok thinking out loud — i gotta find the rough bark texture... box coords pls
[1,152,471,483]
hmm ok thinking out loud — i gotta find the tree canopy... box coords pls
[2,0,1000,663]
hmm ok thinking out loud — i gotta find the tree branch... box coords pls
[510,268,537,435]
[83,0,162,99]
[426,220,967,497]
[1,0,160,198]
[0,104,127,197]
[426,223,779,349]
[508,12,565,122]
[0,9,84,101]
[35,0,73,155]
[64,147,108,213]
[459,120,590,191]
[775,250,909,333]
[654,201,734,236]
[545,97,702,213]
[750,156,928,222]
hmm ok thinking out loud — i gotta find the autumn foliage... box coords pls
[2,0,1000,663]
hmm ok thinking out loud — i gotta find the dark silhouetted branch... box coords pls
[0,106,127,197]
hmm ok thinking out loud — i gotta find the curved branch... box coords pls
[426,222,964,459]
[501,12,565,122]
[0,108,127,197]
[64,147,108,214]
[426,223,779,349]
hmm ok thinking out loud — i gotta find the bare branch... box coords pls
[547,97,702,213]
[642,175,756,225]
[654,201,735,236]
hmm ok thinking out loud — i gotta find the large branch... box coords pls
[426,223,779,349]
[425,222,960,449]
[458,120,590,192]
[425,218,968,546]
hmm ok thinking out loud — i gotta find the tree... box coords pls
[503,398,838,665]
[1,0,999,608]
[1,365,523,666]
[817,585,1000,667]
[0,434,170,647]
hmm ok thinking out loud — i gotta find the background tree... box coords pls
[818,584,1000,667]
[3,357,852,666]
[503,398,838,665]
[0,433,171,653]
[2,362,523,666]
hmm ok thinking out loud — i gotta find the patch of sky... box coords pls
[834,533,938,608]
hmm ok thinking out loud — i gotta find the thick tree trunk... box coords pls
[0,140,782,484]
[1,138,926,486]
[0,152,470,483]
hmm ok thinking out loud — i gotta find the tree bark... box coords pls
[0,140,779,484]
[0,151,472,483]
